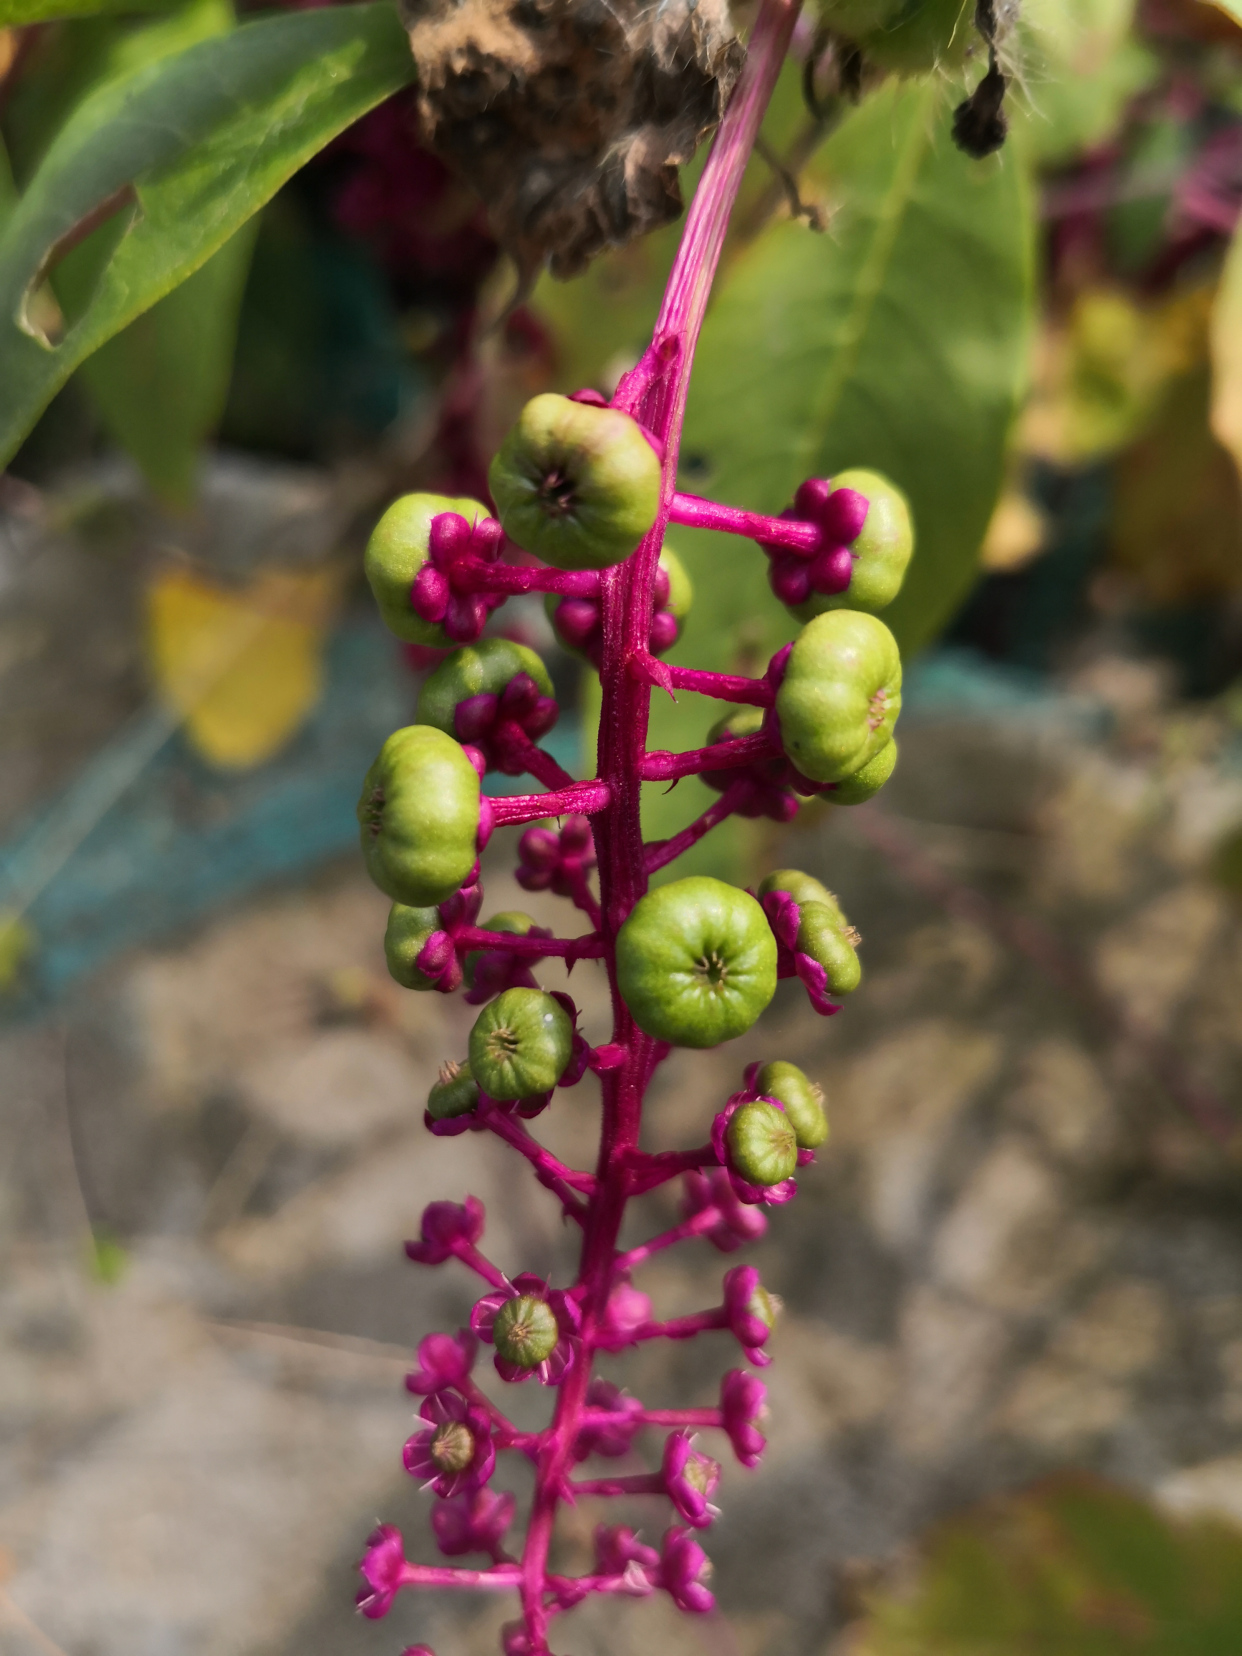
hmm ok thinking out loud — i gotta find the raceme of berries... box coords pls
[352,4,916,1646]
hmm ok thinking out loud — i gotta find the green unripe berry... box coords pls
[616,877,777,1049]
[727,1100,798,1186]
[792,471,914,621]
[758,870,861,996]
[748,1283,782,1333]
[358,725,481,906]
[754,1060,829,1150]
[416,639,554,737]
[659,544,694,625]
[776,610,902,784]
[365,492,489,645]
[427,1060,480,1121]
[832,739,897,806]
[489,394,661,571]
[468,987,574,1100]
[797,902,863,997]
[492,1295,560,1368]
[429,1421,476,1471]
[384,902,442,990]
[758,868,840,918]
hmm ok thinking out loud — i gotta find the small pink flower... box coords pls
[356,1523,406,1619]
[405,1329,477,1396]
[722,1265,781,1368]
[682,1167,768,1252]
[720,1368,767,1468]
[595,1278,653,1350]
[660,1526,715,1614]
[501,1622,533,1656]
[404,1197,485,1266]
[573,1379,644,1460]
[710,1094,798,1207]
[662,1431,721,1529]
[403,1392,495,1498]
[432,1486,515,1559]
[595,1523,661,1578]
[470,1273,581,1385]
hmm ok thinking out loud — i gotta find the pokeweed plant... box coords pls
[353,2,918,1646]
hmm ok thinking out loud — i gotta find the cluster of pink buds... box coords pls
[349,4,916,1647]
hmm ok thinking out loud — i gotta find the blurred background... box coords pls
[2,0,1242,1650]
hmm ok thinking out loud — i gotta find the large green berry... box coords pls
[416,639,554,736]
[616,877,777,1048]
[832,739,897,805]
[489,394,661,571]
[365,492,488,645]
[468,988,574,1100]
[793,471,914,621]
[428,1060,481,1121]
[727,1100,798,1186]
[384,902,442,990]
[776,611,902,784]
[753,1060,829,1150]
[357,725,480,906]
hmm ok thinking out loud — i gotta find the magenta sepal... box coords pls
[573,1380,645,1460]
[679,1167,769,1252]
[662,1431,722,1528]
[593,1278,654,1351]
[471,1274,582,1385]
[406,1329,479,1396]
[710,1094,798,1206]
[722,1265,780,1368]
[720,1369,768,1468]
[760,889,844,1018]
[660,1527,716,1614]
[403,1391,496,1498]
[595,1524,661,1579]
[433,1486,517,1561]
[405,1197,486,1265]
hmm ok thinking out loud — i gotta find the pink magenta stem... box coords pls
[496,725,579,791]
[660,663,773,704]
[644,780,749,875]
[642,729,778,782]
[625,1145,719,1195]
[490,781,611,827]
[399,1561,522,1591]
[622,1308,730,1345]
[455,927,606,962]
[613,1207,724,1271]
[563,864,603,931]
[456,562,601,597]
[569,1473,666,1498]
[669,490,820,553]
[452,1240,511,1289]
[480,1103,598,1196]
[470,4,803,1646]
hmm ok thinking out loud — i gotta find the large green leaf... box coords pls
[856,1474,1242,1654]
[0,3,414,468]
[0,0,171,23]
[679,78,1035,663]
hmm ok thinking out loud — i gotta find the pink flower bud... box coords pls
[432,1486,515,1559]
[405,1328,478,1395]
[720,1368,767,1467]
[405,1197,485,1265]
[660,1527,715,1614]
[411,563,450,623]
[357,1523,406,1619]
[648,609,679,653]
[662,1430,721,1528]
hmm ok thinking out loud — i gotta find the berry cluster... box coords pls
[351,7,914,1648]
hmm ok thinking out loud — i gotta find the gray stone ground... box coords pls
[3,492,1242,1655]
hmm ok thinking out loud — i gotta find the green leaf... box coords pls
[0,0,172,25]
[680,77,1035,663]
[1011,0,1158,166]
[0,2,415,468]
[856,1474,1242,1654]
[76,224,256,501]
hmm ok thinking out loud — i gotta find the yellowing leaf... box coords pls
[145,565,341,770]
[1211,217,1242,484]
[0,910,35,993]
